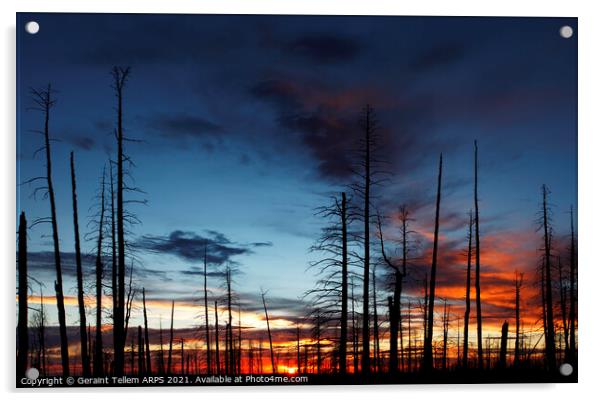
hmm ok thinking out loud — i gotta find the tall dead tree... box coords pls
[31,85,69,375]
[372,265,380,373]
[167,300,175,374]
[424,154,443,371]
[138,326,144,376]
[463,211,474,368]
[377,206,410,374]
[109,162,118,356]
[442,299,449,370]
[203,244,211,374]
[142,288,152,374]
[498,321,509,369]
[17,212,28,377]
[339,192,349,374]
[558,256,569,354]
[568,206,577,364]
[540,185,556,370]
[261,290,276,374]
[112,66,131,375]
[93,168,106,376]
[350,105,384,374]
[70,152,90,376]
[514,271,524,367]
[214,300,220,374]
[474,141,484,370]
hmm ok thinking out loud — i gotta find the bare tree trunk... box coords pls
[498,321,509,369]
[142,288,152,374]
[558,256,569,356]
[203,244,211,374]
[372,265,380,373]
[33,85,69,375]
[424,154,443,371]
[541,185,556,370]
[94,169,106,376]
[463,211,473,369]
[474,141,484,370]
[158,319,165,375]
[261,291,276,374]
[167,300,175,374]
[109,162,117,359]
[442,300,449,370]
[339,192,348,374]
[514,271,523,367]
[17,212,28,377]
[568,206,577,364]
[297,324,301,373]
[70,153,90,376]
[138,326,144,376]
[214,300,220,374]
[226,267,235,374]
[112,67,131,375]
[361,105,373,375]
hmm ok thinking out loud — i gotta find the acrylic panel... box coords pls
[16,13,578,387]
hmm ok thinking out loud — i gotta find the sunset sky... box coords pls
[17,13,577,354]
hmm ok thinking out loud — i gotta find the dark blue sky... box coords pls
[17,13,577,330]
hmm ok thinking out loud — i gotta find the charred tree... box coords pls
[463,211,474,369]
[138,326,144,376]
[377,206,410,374]
[474,141,484,370]
[568,206,577,364]
[424,154,443,371]
[31,85,69,375]
[112,66,131,375]
[142,288,152,374]
[261,290,276,374]
[498,321,509,369]
[214,300,220,374]
[93,168,106,376]
[167,300,175,375]
[17,212,28,377]
[514,271,524,367]
[540,185,556,370]
[70,153,90,376]
[203,244,212,374]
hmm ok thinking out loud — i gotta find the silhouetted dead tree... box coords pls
[30,85,69,375]
[307,192,358,374]
[31,283,47,375]
[442,299,449,370]
[498,321,509,369]
[372,265,380,373]
[17,212,28,377]
[138,326,144,376]
[167,300,175,374]
[109,161,118,356]
[424,154,443,371]
[463,211,474,369]
[69,152,90,376]
[539,185,556,370]
[350,105,388,374]
[568,206,577,364]
[93,167,106,376]
[376,206,411,374]
[261,290,276,374]
[112,66,130,375]
[158,318,165,374]
[203,244,212,374]
[142,288,151,374]
[214,300,220,374]
[514,271,524,367]
[558,256,569,355]
[473,141,484,370]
